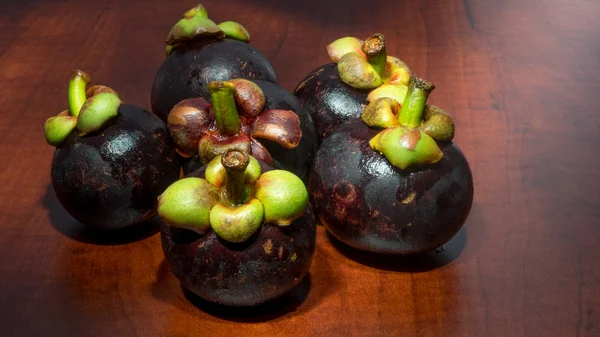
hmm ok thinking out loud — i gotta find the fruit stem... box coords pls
[222,149,250,206]
[208,81,241,136]
[362,34,387,79]
[68,70,91,117]
[398,76,435,128]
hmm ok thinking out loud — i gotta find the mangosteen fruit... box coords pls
[168,79,317,181]
[158,149,316,306]
[309,75,473,255]
[294,33,411,141]
[44,70,180,230]
[151,4,277,122]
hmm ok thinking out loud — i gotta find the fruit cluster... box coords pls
[44,4,473,307]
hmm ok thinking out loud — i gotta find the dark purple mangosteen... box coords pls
[168,79,317,182]
[151,4,277,122]
[43,70,181,230]
[309,76,473,255]
[294,33,411,141]
[158,149,316,306]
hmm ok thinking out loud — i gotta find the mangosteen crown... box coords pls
[324,33,412,105]
[364,76,456,169]
[157,150,309,243]
[165,4,251,56]
[167,79,303,166]
[44,70,122,147]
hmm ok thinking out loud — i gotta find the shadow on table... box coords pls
[180,274,311,323]
[326,226,467,272]
[42,183,159,245]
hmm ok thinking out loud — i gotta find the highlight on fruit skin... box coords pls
[157,149,309,243]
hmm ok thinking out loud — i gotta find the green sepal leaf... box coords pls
[218,21,250,42]
[367,83,408,104]
[254,170,308,226]
[361,98,400,129]
[385,56,411,85]
[183,4,208,19]
[205,154,261,188]
[369,126,443,169]
[210,199,264,243]
[76,93,121,136]
[166,15,224,45]
[326,37,364,62]
[44,115,77,146]
[421,105,455,141]
[337,52,382,89]
[157,178,219,234]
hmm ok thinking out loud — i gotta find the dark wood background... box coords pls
[1,0,598,336]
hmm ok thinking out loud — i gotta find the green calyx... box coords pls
[326,37,364,62]
[218,21,250,42]
[363,76,455,169]
[183,4,208,19]
[77,93,121,136]
[205,154,261,188]
[253,170,308,226]
[422,105,455,141]
[44,70,122,146]
[367,83,408,105]
[158,149,309,243]
[210,199,263,243]
[327,33,411,97]
[338,52,383,89]
[158,178,219,234]
[165,5,250,55]
[369,127,443,169]
[44,113,77,146]
[361,98,400,129]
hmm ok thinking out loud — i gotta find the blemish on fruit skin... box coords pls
[263,239,273,254]
[402,192,416,204]
[198,241,206,249]
[290,253,297,262]
[333,180,358,203]
[278,246,284,259]
[407,222,413,227]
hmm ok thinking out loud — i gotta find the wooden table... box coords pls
[1,0,598,336]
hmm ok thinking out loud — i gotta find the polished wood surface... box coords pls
[1,0,599,336]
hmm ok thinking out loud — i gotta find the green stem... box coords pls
[222,149,250,206]
[68,70,91,117]
[208,81,241,136]
[398,76,435,128]
[362,33,387,79]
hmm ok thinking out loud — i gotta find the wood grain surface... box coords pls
[1,0,599,336]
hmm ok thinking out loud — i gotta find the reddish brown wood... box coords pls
[1,0,599,336]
